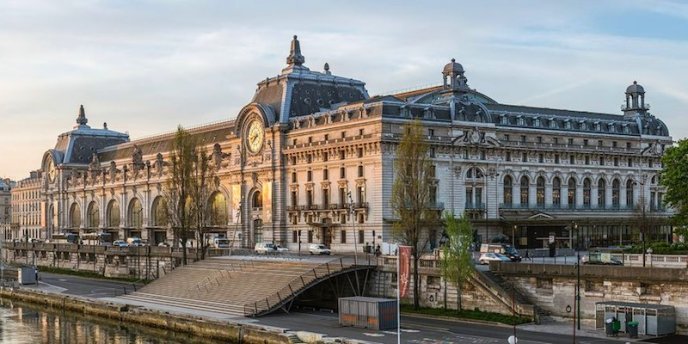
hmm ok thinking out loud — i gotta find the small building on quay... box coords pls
[31,36,672,252]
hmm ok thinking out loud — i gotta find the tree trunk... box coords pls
[413,254,420,310]
[181,238,188,265]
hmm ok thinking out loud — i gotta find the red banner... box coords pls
[398,245,412,298]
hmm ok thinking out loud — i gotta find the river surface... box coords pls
[0,298,227,344]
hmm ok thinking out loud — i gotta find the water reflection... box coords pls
[0,299,227,344]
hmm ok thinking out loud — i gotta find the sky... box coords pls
[1,0,687,180]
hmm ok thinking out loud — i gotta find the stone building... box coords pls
[10,171,45,241]
[36,36,673,251]
[0,178,14,226]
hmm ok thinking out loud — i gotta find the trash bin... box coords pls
[612,319,621,336]
[605,318,614,336]
[627,321,639,338]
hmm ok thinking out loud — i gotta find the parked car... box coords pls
[480,243,522,262]
[308,244,331,255]
[254,242,277,254]
[478,252,511,265]
[582,252,623,265]
[112,240,128,247]
[157,242,170,247]
[276,245,289,253]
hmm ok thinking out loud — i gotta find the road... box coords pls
[255,311,624,344]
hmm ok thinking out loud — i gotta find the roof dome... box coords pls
[626,80,645,94]
[443,58,464,75]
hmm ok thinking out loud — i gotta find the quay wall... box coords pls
[0,288,292,343]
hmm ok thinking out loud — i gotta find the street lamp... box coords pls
[347,191,358,266]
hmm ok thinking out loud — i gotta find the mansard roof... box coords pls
[97,120,234,163]
[250,36,369,122]
[52,106,129,165]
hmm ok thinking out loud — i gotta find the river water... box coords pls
[0,299,227,344]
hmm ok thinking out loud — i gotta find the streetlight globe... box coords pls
[508,335,518,344]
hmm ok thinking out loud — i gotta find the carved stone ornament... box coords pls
[109,161,117,181]
[132,144,144,171]
[155,153,164,176]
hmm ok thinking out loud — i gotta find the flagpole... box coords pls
[397,245,401,344]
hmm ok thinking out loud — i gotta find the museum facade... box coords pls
[36,36,673,251]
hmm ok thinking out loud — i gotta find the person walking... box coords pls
[525,248,532,261]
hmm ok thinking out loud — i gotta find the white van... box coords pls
[254,242,276,254]
[211,237,230,249]
[308,244,331,255]
[127,237,143,247]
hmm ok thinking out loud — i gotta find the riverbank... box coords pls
[0,287,297,344]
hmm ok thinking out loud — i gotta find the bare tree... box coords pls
[390,119,440,310]
[165,127,196,265]
[190,145,216,260]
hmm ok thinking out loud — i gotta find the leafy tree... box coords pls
[661,139,688,227]
[390,119,440,310]
[441,213,474,310]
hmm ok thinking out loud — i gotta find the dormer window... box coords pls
[549,118,557,128]
[500,115,508,125]
[564,120,571,129]
[533,117,540,127]
[517,116,524,126]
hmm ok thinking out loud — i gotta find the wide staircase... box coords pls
[118,256,369,317]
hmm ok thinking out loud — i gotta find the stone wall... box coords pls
[368,256,533,318]
[494,263,688,334]
[1,242,215,279]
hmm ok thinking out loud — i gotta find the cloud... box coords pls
[0,1,687,179]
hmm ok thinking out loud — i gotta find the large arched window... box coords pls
[87,201,99,228]
[107,200,120,227]
[552,177,561,207]
[208,192,228,226]
[128,198,143,228]
[536,177,545,206]
[598,179,606,208]
[151,197,168,227]
[252,191,262,209]
[503,176,513,205]
[568,178,577,208]
[520,176,529,205]
[583,178,591,207]
[626,180,635,207]
[612,179,620,208]
[70,202,81,228]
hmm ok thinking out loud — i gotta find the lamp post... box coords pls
[512,225,516,247]
[347,191,358,266]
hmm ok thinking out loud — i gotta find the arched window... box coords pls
[583,178,591,207]
[612,179,620,208]
[626,180,635,207]
[151,197,168,227]
[520,176,529,205]
[128,198,143,228]
[536,177,545,206]
[107,200,120,227]
[503,176,513,205]
[87,201,99,228]
[552,177,561,207]
[252,191,263,209]
[70,202,81,228]
[466,167,484,179]
[208,192,228,226]
[568,178,577,208]
[598,179,606,208]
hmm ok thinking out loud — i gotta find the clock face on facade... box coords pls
[47,158,56,183]
[246,119,264,154]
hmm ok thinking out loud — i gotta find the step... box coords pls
[120,293,245,315]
